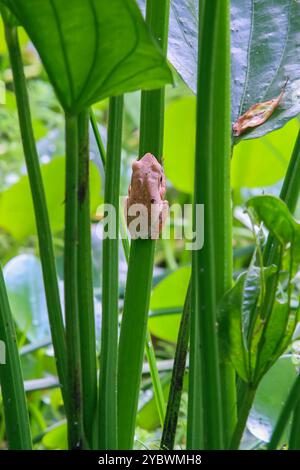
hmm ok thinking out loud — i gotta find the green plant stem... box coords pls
[289,400,300,450]
[161,282,191,450]
[119,200,166,429]
[118,239,156,449]
[3,21,67,403]
[187,271,204,449]
[117,0,170,450]
[279,130,300,212]
[212,0,236,446]
[98,96,124,450]
[278,131,300,451]
[0,265,32,449]
[188,0,231,450]
[77,110,97,448]
[90,108,106,167]
[121,192,167,431]
[267,373,300,449]
[120,176,167,430]
[64,113,84,449]
[229,385,256,450]
[145,330,166,427]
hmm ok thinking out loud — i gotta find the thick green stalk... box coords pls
[268,374,300,449]
[77,110,97,448]
[64,113,84,449]
[145,330,166,427]
[118,240,156,449]
[120,170,167,431]
[229,385,256,450]
[212,0,236,446]
[98,96,123,449]
[0,265,32,449]
[161,282,191,450]
[3,21,67,403]
[117,0,170,450]
[188,0,231,450]
[187,272,204,449]
[120,209,166,429]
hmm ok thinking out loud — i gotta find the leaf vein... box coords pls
[49,0,75,105]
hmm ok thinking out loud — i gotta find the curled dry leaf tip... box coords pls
[233,78,289,137]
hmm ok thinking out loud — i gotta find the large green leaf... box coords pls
[0,156,101,240]
[1,0,172,112]
[162,0,300,140]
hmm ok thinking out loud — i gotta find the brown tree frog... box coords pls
[125,153,168,239]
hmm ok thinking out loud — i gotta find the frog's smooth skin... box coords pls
[125,153,168,239]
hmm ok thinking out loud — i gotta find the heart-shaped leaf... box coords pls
[160,0,300,140]
[1,0,172,112]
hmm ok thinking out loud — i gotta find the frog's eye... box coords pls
[132,161,141,171]
[160,176,163,183]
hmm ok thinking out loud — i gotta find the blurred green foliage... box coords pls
[0,15,299,450]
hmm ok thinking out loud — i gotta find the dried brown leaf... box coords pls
[233,81,288,137]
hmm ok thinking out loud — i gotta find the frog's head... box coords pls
[132,153,166,202]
